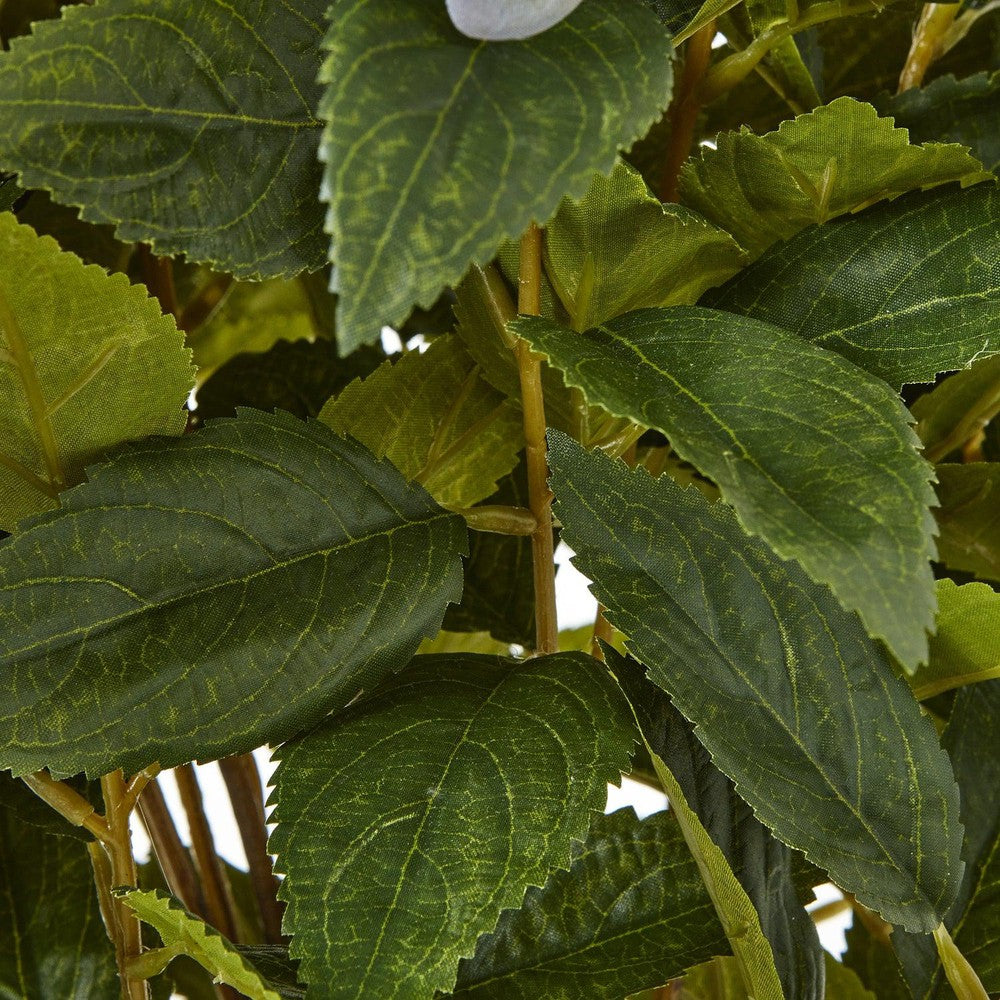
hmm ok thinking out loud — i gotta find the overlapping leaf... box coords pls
[446,808,727,999]
[0,409,466,778]
[610,648,822,1000]
[270,652,635,1000]
[319,335,521,509]
[320,0,673,350]
[705,184,1000,388]
[843,920,911,1000]
[0,213,193,531]
[0,803,118,999]
[0,0,327,278]
[548,433,963,930]
[679,98,987,257]
[0,772,101,843]
[519,307,938,669]
[545,159,746,331]
[933,464,1000,581]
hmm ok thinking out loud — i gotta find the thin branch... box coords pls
[121,764,161,817]
[22,771,112,843]
[138,245,179,319]
[218,754,285,945]
[898,2,960,93]
[137,778,204,915]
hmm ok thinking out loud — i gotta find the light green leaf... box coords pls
[0,803,118,999]
[519,307,937,670]
[0,212,193,531]
[0,0,327,278]
[0,409,466,778]
[913,355,1000,464]
[894,680,1000,999]
[319,334,522,509]
[545,159,746,331]
[320,0,673,350]
[548,433,964,931]
[679,98,988,258]
[446,808,728,1000]
[417,630,511,657]
[609,648,821,1000]
[821,956,877,1000]
[269,651,635,1000]
[933,463,1000,581]
[912,581,1000,702]
[116,889,281,1000]
[877,71,1000,173]
[705,183,1000,388]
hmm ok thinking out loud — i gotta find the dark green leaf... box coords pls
[270,652,635,1000]
[933,463,1000,581]
[842,920,911,1000]
[0,175,22,213]
[0,771,100,842]
[705,183,1000,388]
[0,805,118,999]
[0,409,466,777]
[320,0,673,350]
[446,808,728,1000]
[519,308,937,669]
[548,433,963,931]
[610,648,823,1000]
[0,0,327,278]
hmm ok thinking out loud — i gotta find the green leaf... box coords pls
[894,680,1000,998]
[0,212,193,531]
[445,808,728,1000]
[821,956,877,1000]
[548,433,963,931]
[912,581,1000,701]
[417,630,511,657]
[0,409,466,778]
[0,175,22,213]
[933,464,1000,581]
[0,0,327,278]
[679,98,988,258]
[320,0,673,350]
[116,889,282,1000]
[704,183,1000,389]
[519,307,937,669]
[193,339,384,425]
[0,805,118,999]
[877,71,1000,173]
[842,920,911,1000]
[269,651,635,1000]
[609,647,822,1000]
[544,159,746,331]
[319,334,523,509]
[0,771,101,843]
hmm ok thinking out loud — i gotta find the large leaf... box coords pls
[933,463,1000,581]
[0,409,466,777]
[548,433,964,931]
[0,213,193,530]
[0,0,327,278]
[269,652,635,1000]
[894,680,1000,998]
[705,184,1000,388]
[320,0,673,350]
[446,808,728,999]
[0,803,118,999]
[877,71,1000,174]
[319,334,522,509]
[679,98,987,258]
[519,308,937,669]
[544,159,746,331]
[610,648,822,1000]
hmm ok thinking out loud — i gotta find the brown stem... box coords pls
[516,223,558,655]
[22,771,112,843]
[810,896,852,924]
[138,245,179,319]
[660,21,717,202]
[218,754,285,945]
[137,779,204,915]
[174,764,238,940]
[898,3,961,93]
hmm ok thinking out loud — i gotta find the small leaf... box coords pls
[116,889,282,1000]
[545,159,746,330]
[0,212,193,530]
[319,334,522,509]
[822,956,878,1000]
[933,464,1000,581]
[446,808,728,1000]
[0,0,327,278]
[548,433,964,931]
[321,0,673,350]
[705,183,1000,388]
[518,307,937,670]
[679,98,988,258]
[0,410,466,777]
[269,651,635,1000]
[445,0,584,40]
